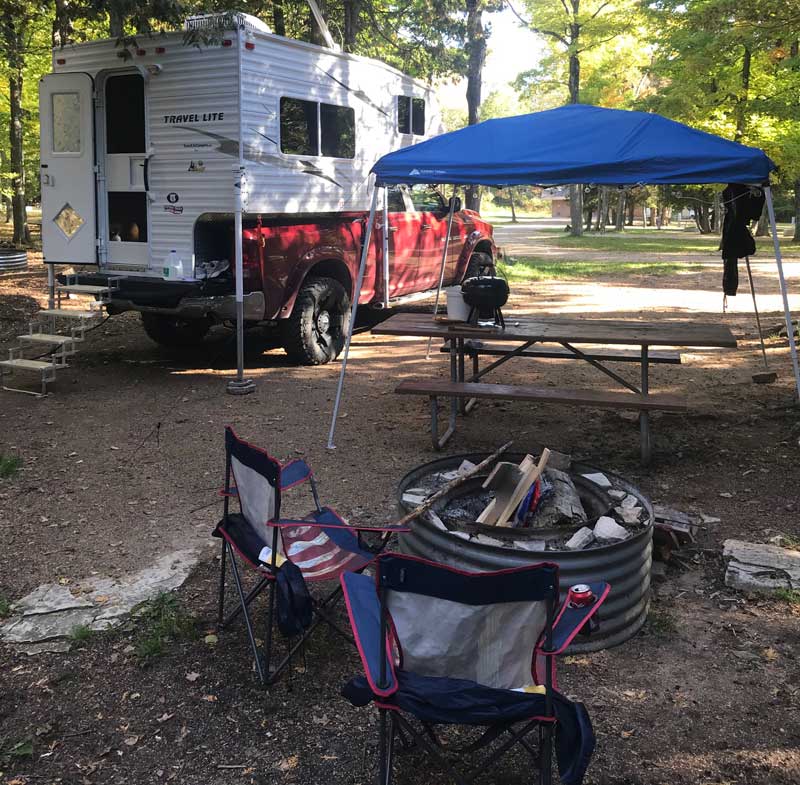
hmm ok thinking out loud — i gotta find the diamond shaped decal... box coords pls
[53,203,84,239]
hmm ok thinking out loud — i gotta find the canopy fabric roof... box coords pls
[372,104,776,187]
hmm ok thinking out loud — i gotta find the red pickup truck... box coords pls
[103,185,495,364]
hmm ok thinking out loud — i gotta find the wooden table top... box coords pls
[372,312,737,348]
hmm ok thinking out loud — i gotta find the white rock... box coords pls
[582,472,611,488]
[437,470,460,482]
[700,514,721,525]
[565,527,595,550]
[512,540,547,552]
[475,534,505,548]
[451,530,471,540]
[608,489,627,501]
[402,492,427,507]
[594,516,629,541]
[457,460,477,475]
[621,494,639,509]
[615,505,642,525]
[424,511,448,531]
[723,539,800,592]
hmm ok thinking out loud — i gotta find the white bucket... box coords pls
[446,286,471,322]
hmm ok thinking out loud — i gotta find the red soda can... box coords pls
[568,584,594,608]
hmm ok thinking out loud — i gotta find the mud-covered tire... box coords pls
[464,251,494,280]
[141,313,211,347]
[281,276,350,365]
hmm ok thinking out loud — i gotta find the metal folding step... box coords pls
[17,333,79,346]
[57,284,114,295]
[38,308,100,319]
[0,357,61,396]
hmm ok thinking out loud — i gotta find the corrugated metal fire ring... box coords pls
[397,452,653,653]
[0,249,28,272]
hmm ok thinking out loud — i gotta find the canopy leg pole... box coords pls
[426,186,459,359]
[765,185,800,402]
[382,187,390,307]
[327,183,380,449]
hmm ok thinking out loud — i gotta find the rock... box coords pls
[512,540,547,552]
[565,527,595,550]
[615,505,642,525]
[402,491,427,506]
[457,460,476,475]
[620,494,639,509]
[474,534,505,548]
[581,472,611,488]
[424,510,448,531]
[594,516,629,541]
[700,513,721,525]
[608,489,627,501]
[722,539,800,593]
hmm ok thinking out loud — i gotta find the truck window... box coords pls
[320,103,355,158]
[409,185,444,212]
[280,97,318,156]
[387,187,406,212]
[397,96,425,136]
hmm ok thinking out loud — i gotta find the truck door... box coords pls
[101,72,150,270]
[409,185,453,290]
[385,186,420,296]
[39,72,97,265]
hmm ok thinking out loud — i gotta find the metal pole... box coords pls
[425,185,458,359]
[327,184,380,449]
[744,256,769,370]
[47,264,55,310]
[382,187,390,307]
[226,165,255,395]
[764,186,800,402]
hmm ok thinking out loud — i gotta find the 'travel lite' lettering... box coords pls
[163,112,224,123]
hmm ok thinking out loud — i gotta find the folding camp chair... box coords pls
[214,426,407,685]
[341,553,609,785]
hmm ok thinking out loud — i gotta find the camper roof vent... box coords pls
[184,12,272,34]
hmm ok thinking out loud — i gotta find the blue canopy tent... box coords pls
[328,105,798,448]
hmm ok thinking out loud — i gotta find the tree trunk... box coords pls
[615,190,625,231]
[2,194,11,223]
[755,201,770,237]
[713,192,722,235]
[509,188,517,223]
[734,46,751,142]
[273,0,286,37]
[794,178,800,243]
[109,3,124,37]
[343,0,362,52]
[464,0,486,212]
[626,199,634,226]
[4,17,29,246]
[52,0,73,47]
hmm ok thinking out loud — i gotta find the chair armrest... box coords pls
[341,572,397,698]
[547,582,610,655]
[280,458,314,490]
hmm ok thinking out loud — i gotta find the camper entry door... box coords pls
[39,72,98,265]
[102,72,150,270]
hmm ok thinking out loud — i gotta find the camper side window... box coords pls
[280,97,318,157]
[280,98,355,159]
[397,96,425,136]
[52,92,81,153]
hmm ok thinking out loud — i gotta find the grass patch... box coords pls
[68,624,94,644]
[549,232,719,254]
[0,454,22,479]
[774,588,800,605]
[0,594,10,618]
[1,738,34,760]
[498,257,704,283]
[133,592,197,665]
[645,606,677,636]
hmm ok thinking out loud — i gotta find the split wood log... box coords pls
[493,448,551,527]
[394,441,513,528]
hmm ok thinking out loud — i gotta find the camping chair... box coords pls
[340,553,609,785]
[214,426,407,685]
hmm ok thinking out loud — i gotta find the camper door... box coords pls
[39,72,97,265]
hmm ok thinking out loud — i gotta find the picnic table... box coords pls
[372,312,737,464]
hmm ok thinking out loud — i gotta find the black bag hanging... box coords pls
[720,184,765,296]
[275,561,312,637]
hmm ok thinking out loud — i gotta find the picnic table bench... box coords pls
[372,312,737,464]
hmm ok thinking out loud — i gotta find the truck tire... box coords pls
[464,251,494,280]
[141,313,211,347]
[282,276,350,365]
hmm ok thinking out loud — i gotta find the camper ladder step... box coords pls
[38,308,101,319]
[0,358,61,397]
[57,284,114,295]
[18,333,79,346]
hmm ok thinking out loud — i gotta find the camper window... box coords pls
[280,98,355,159]
[397,96,425,136]
[52,93,81,153]
[320,103,355,158]
[105,74,145,154]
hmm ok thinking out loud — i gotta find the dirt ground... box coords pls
[1,226,799,784]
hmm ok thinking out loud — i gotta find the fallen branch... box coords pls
[394,441,513,528]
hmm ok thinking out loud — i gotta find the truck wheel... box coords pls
[464,251,494,280]
[141,313,211,347]
[282,276,350,365]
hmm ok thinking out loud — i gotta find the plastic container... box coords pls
[446,286,471,321]
[163,249,181,280]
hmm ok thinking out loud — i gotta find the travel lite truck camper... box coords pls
[2,10,494,393]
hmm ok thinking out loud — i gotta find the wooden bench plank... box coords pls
[396,379,688,412]
[440,343,681,364]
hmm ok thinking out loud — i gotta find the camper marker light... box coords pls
[245,41,255,50]
[222,39,233,47]
[136,48,146,56]
[56,57,66,65]
[155,46,166,54]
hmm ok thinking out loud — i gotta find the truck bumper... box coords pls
[107,291,266,322]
